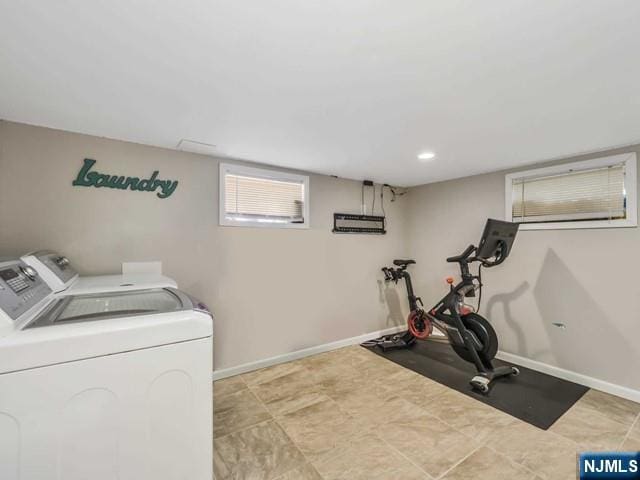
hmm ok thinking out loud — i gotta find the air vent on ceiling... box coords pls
[176,139,218,156]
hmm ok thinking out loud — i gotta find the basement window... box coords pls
[219,163,309,228]
[505,153,637,230]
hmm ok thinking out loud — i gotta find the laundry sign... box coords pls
[72,158,179,199]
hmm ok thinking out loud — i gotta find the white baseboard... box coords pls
[212,325,405,381]
[497,350,640,404]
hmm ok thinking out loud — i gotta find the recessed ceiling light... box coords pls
[417,152,436,161]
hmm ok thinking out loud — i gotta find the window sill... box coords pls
[219,220,309,229]
[516,220,637,231]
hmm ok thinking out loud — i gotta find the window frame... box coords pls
[504,152,637,231]
[219,162,310,229]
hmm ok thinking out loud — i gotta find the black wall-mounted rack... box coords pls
[332,213,386,234]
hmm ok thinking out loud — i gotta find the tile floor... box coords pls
[213,345,640,480]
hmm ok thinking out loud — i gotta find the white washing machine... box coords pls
[0,258,213,480]
[21,250,177,294]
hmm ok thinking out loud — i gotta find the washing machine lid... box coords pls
[0,288,213,374]
[27,288,186,328]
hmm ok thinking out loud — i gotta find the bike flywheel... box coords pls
[407,310,433,339]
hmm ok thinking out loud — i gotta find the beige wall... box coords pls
[0,121,409,370]
[406,146,640,391]
[3,119,637,391]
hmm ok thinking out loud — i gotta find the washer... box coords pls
[0,258,213,480]
[21,250,177,294]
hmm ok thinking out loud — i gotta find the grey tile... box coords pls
[212,352,635,480]
[578,389,640,427]
[621,418,640,450]
[214,388,271,438]
[249,367,326,416]
[273,463,323,480]
[487,421,578,480]
[328,385,404,429]
[277,397,364,463]
[442,447,540,480]
[312,431,429,480]
[310,362,370,399]
[429,388,519,442]
[377,409,479,478]
[214,376,247,400]
[550,401,630,451]
[241,362,305,387]
[214,420,306,480]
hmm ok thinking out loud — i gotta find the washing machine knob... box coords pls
[55,256,70,268]
[20,265,37,280]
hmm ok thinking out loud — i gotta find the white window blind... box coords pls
[511,164,626,224]
[220,164,309,227]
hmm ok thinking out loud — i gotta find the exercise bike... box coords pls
[368,219,520,393]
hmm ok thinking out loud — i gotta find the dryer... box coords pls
[21,250,177,294]
[0,258,213,480]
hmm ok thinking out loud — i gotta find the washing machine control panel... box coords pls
[33,251,78,284]
[0,261,51,320]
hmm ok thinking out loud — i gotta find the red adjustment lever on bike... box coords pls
[445,277,454,285]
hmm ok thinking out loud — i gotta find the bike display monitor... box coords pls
[476,219,519,264]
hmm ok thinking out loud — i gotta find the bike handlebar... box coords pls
[381,267,394,281]
[381,266,405,282]
[446,244,476,263]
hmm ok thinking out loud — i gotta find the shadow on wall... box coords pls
[378,279,405,329]
[485,281,550,360]
[532,249,638,387]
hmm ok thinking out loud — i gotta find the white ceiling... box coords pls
[1,1,640,186]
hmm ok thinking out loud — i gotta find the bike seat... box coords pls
[393,259,415,267]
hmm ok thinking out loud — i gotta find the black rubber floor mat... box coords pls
[364,339,588,430]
